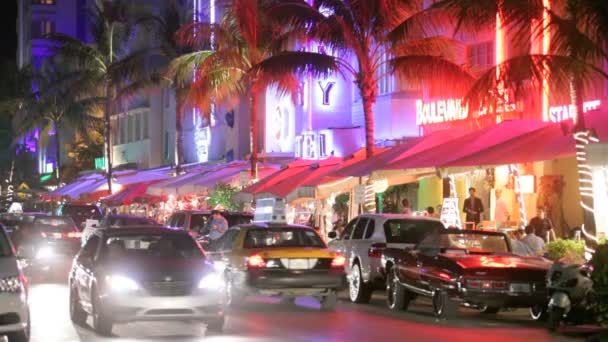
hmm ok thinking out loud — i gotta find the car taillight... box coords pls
[466,279,481,288]
[331,254,346,269]
[247,254,266,268]
[368,243,386,258]
[64,231,81,239]
[493,281,507,289]
[481,280,492,289]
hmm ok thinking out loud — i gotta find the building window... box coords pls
[468,41,494,68]
[31,20,55,39]
[164,131,170,161]
[295,136,303,158]
[120,117,127,144]
[135,113,141,141]
[143,112,149,139]
[32,0,56,5]
[127,115,134,143]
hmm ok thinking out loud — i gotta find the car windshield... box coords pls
[34,217,77,232]
[384,219,444,244]
[102,234,204,260]
[418,232,510,254]
[244,228,325,249]
[190,214,209,231]
[0,229,12,257]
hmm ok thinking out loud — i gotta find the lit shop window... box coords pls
[31,20,55,39]
[32,0,56,5]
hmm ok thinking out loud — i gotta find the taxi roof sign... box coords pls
[254,198,287,223]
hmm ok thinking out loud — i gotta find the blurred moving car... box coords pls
[68,227,225,335]
[58,204,103,230]
[205,223,347,311]
[10,216,82,274]
[80,215,161,245]
[167,210,253,238]
[382,229,552,318]
[327,214,445,304]
[0,212,48,236]
[0,224,30,342]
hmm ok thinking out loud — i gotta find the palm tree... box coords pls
[433,0,608,239]
[269,0,474,158]
[47,0,153,193]
[135,0,193,171]
[170,0,338,177]
[9,61,103,183]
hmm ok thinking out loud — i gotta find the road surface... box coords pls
[25,279,589,342]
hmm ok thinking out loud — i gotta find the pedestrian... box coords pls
[529,207,556,242]
[463,187,484,226]
[510,228,533,256]
[521,224,545,255]
[207,210,229,240]
[401,198,412,215]
[493,188,509,227]
[426,206,439,218]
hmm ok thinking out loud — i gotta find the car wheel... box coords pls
[206,316,225,333]
[320,290,338,311]
[92,289,113,336]
[386,267,409,311]
[348,263,372,304]
[479,305,500,314]
[530,304,547,321]
[7,311,30,342]
[69,286,87,326]
[547,307,564,331]
[432,290,458,319]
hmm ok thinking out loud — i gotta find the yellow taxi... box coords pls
[203,222,347,311]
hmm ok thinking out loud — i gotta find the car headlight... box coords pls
[106,275,139,292]
[212,260,227,273]
[198,273,224,291]
[0,276,24,293]
[36,247,55,259]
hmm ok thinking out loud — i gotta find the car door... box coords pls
[328,218,357,264]
[347,217,369,271]
[74,235,100,310]
[351,218,375,281]
[413,232,444,293]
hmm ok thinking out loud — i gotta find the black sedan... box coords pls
[382,230,552,319]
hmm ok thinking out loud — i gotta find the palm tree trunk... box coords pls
[362,93,376,158]
[53,121,61,183]
[175,90,184,171]
[104,82,113,194]
[249,90,259,179]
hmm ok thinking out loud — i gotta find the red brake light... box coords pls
[65,231,81,239]
[438,272,453,281]
[331,254,346,269]
[247,254,266,268]
[466,279,481,288]
[493,281,507,289]
[481,280,492,289]
[368,243,386,258]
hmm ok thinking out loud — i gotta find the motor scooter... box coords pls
[546,260,597,331]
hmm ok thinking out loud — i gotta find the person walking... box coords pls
[494,188,509,227]
[207,210,229,240]
[463,187,484,227]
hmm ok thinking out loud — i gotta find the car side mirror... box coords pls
[328,231,337,239]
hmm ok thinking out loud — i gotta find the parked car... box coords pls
[80,215,161,245]
[327,214,445,303]
[58,204,103,229]
[11,216,82,274]
[68,226,225,335]
[0,224,30,342]
[205,223,347,311]
[167,210,253,238]
[382,229,552,318]
[0,212,48,236]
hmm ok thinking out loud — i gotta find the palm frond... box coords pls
[46,33,107,71]
[168,50,217,88]
[390,36,466,62]
[391,54,474,97]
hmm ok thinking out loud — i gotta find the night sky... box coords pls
[0,1,18,62]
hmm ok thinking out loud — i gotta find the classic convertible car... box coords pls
[382,230,552,319]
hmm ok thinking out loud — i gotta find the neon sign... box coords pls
[318,81,335,105]
[416,99,469,126]
[549,100,601,123]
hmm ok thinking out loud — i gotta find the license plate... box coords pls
[288,259,310,269]
[509,283,531,293]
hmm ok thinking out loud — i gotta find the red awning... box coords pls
[384,119,552,170]
[442,110,608,167]
[241,157,343,201]
[101,181,165,207]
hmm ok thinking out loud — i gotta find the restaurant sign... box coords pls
[416,99,469,126]
[549,99,601,123]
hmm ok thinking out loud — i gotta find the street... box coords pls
[26,276,583,342]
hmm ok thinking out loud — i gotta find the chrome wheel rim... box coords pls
[349,265,360,301]
[433,292,444,316]
[530,305,543,320]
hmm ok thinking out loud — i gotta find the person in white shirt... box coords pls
[521,224,545,256]
[494,189,509,227]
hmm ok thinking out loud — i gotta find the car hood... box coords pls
[0,256,20,278]
[444,253,552,271]
[102,257,210,283]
